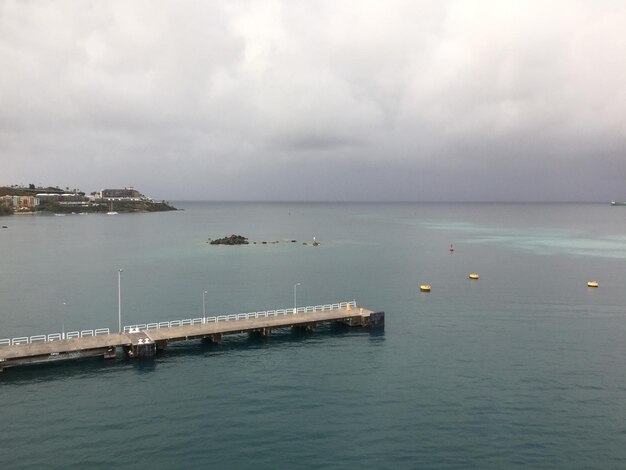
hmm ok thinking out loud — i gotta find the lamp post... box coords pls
[293,282,301,314]
[118,269,123,333]
[61,301,66,340]
[202,290,208,317]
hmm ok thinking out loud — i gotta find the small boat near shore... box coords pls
[106,201,118,215]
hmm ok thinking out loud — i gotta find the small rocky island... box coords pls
[209,234,249,245]
[208,234,321,246]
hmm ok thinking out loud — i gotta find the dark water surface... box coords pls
[1,202,626,469]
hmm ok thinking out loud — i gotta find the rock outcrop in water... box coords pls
[207,235,318,246]
[209,234,249,245]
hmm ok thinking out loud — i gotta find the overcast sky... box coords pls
[1,0,626,201]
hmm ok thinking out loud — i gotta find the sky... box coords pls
[1,0,626,202]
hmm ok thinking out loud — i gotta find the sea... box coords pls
[1,202,625,469]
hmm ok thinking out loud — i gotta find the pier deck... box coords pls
[0,302,384,371]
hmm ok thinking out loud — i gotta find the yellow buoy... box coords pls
[420,284,431,292]
[469,273,479,280]
[587,281,599,288]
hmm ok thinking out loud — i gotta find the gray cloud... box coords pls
[1,0,626,201]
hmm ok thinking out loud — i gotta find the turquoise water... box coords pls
[1,202,626,468]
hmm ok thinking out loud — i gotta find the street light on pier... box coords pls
[293,282,301,314]
[202,290,208,317]
[61,301,66,340]
[118,269,123,333]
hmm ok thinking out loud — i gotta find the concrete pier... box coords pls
[0,302,384,372]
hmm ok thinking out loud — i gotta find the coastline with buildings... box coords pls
[0,185,176,215]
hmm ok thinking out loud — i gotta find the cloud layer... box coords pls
[1,0,626,201]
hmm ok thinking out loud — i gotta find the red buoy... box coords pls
[450,244,454,252]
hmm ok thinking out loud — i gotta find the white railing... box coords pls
[0,328,110,348]
[122,300,357,333]
[1,300,358,347]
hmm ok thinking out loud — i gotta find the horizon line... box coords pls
[166,199,614,204]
